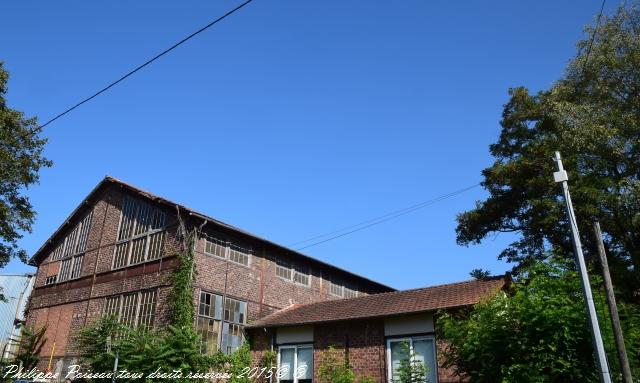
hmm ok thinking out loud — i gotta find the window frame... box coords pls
[112,196,166,270]
[46,210,93,285]
[277,344,314,383]
[202,236,251,267]
[329,281,343,297]
[102,289,158,330]
[197,290,248,355]
[50,210,94,262]
[386,335,438,383]
[45,275,58,286]
[275,259,311,287]
[343,286,358,298]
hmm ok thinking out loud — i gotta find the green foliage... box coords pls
[318,346,355,383]
[439,260,640,382]
[76,315,253,382]
[261,349,277,368]
[454,1,640,299]
[75,315,123,375]
[0,359,12,383]
[358,377,377,383]
[11,325,47,371]
[469,268,491,280]
[169,224,197,329]
[395,342,428,383]
[0,62,52,289]
[215,343,253,383]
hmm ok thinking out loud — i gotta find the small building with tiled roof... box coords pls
[247,276,509,383]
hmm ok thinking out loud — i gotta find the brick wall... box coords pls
[26,181,390,365]
[248,320,467,383]
[313,320,387,382]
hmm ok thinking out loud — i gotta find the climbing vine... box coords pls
[168,208,197,329]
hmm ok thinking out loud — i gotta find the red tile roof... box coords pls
[249,276,508,328]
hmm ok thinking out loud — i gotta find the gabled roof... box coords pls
[248,276,508,328]
[28,176,394,292]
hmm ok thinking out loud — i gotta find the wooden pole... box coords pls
[46,342,56,372]
[593,221,633,383]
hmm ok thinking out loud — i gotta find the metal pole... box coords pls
[553,151,611,383]
[112,348,119,383]
[593,221,633,383]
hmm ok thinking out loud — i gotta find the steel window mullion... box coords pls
[143,233,151,263]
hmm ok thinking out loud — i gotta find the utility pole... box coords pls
[553,151,611,383]
[593,221,633,383]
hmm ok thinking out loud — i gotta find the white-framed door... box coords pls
[387,336,438,383]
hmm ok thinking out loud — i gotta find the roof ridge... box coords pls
[252,276,506,314]
[29,176,394,292]
[323,275,506,303]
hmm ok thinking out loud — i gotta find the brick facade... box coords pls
[249,319,466,383]
[25,177,392,371]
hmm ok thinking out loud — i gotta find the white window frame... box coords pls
[202,237,251,267]
[275,260,311,287]
[277,344,313,383]
[204,237,227,259]
[344,286,358,298]
[329,281,343,297]
[386,336,438,383]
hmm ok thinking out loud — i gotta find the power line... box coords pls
[39,0,255,129]
[293,183,480,251]
[581,0,607,75]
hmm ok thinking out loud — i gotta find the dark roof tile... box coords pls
[249,276,507,328]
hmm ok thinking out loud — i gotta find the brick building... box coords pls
[248,277,507,383]
[25,176,393,372]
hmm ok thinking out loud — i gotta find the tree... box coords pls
[455,3,640,300]
[469,268,491,280]
[0,62,52,278]
[438,260,640,382]
[395,342,428,383]
[11,325,47,371]
[317,346,355,383]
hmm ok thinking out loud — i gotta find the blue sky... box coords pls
[1,1,618,289]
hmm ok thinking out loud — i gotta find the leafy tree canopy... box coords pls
[455,4,640,300]
[439,260,640,383]
[0,62,51,270]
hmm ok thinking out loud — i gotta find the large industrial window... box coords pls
[276,260,310,286]
[203,237,250,267]
[102,290,157,330]
[47,210,93,284]
[387,336,437,383]
[50,210,93,261]
[278,345,313,383]
[221,297,246,354]
[58,254,84,282]
[113,196,166,269]
[197,291,247,355]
